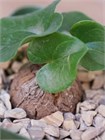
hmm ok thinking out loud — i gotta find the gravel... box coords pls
[0,64,105,140]
[0,88,105,140]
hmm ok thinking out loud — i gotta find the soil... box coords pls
[10,63,83,119]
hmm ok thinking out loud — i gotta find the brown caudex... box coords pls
[10,63,83,119]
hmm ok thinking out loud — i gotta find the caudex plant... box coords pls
[0,0,105,119]
[0,0,105,93]
[0,0,105,138]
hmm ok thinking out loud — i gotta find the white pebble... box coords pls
[63,119,77,131]
[97,105,105,117]
[44,125,59,137]
[59,128,70,139]
[40,111,63,127]
[13,118,30,129]
[4,108,26,119]
[64,112,75,120]
[80,100,97,111]
[100,131,105,140]
[81,126,105,140]
[70,129,82,140]
[93,114,105,127]
[28,126,45,140]
[81,111,97,126]
[31,119,47,128]
[0,90,11,110]
[0,100,7,118]
[2,121,23,133]
[19,128,31,139]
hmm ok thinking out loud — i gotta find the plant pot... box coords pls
[10,63,83,119]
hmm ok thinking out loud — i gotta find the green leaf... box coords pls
[1,128,28,140]
[11,6,41,16]
[70,20,105,70]
[59,11,91,32]
[79,42,105,70]
[33,37,88,93]
[0,0,62,62]
[27,32,71,64]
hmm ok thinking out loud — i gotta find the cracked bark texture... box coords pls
[10,63,83,119]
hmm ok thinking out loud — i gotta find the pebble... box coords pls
[84,89,105,106]
[99,98,105,105]
[92,75,105,89]
[7,74,16,83]
[94,137,102,140]
[97,105,105,117]
[70,129,82,140]
[80,100,97,111]
[4,108,26,119]
[75,113,81,121]
[94,94,105,105]
[93,114,105,127]
[64,112,75,120]
[44,125,59,137]
[75,120,80,129]
[0,100,7,118]
[76,102,81,113]
[82,82,90,90]
[41,111,63,127]
[85,89,104,100]
[78,71,95,82]
[81,126,105,140]
[91,71,103,76]
[45,134,58,140]
[0,69,105,140]
[1,121,23,133]
[0,61,10,69]
[3,118,11,123]
[11,61,22,73]
[63,119,77,131]
[19,128,31,139]
[79,118,88,131]
[13,118,30,129]
[81,111,97,126]
[28,126,45,140]
[100,131,105,140]
[0,90,11,110]
[31,119,47,128]
[59,128,70,139]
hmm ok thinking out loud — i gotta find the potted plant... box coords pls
[0,0,105,138]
